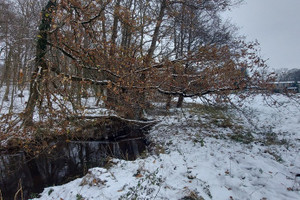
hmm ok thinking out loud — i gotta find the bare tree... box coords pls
[0,0,47,112]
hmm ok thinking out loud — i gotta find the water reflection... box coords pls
[0,137,146,199]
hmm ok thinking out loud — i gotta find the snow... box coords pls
[0,87,113,121]
[30,93,300,200]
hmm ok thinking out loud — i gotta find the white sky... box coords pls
[223,0,300,70]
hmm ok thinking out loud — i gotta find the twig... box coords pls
[14,179,23,200]
[153,184,162,200]
[227,98,258,131]
[0,189,3,200]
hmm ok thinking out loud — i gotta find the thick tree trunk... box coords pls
[23,0,56,125]
[177,95,184,108]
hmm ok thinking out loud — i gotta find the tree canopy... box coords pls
[1,0,274,125]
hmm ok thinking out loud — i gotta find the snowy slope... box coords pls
[31,94,300,200]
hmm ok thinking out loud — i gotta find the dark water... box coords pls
[0,137,146,200]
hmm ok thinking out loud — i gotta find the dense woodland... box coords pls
[0,0,276,136]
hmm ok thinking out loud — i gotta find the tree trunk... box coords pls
[177,95,184,108]
[3,49,12,102]
[165,95,171,110]
[136,0,166,118]
[23,0,56,125]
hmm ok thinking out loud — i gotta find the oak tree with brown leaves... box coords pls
[22,0,274,124]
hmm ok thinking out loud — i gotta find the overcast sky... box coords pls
[223,0,300,70]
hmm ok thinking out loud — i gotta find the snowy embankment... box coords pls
[29,94,299,200]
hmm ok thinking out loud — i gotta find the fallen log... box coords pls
[67,115,159,141]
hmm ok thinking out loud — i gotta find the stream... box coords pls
[0,137,147,200]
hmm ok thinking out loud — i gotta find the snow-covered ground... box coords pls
[31,94,300,200]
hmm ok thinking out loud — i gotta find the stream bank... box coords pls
[0,116,156,200]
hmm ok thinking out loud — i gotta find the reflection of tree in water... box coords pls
[0,136,146,200]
